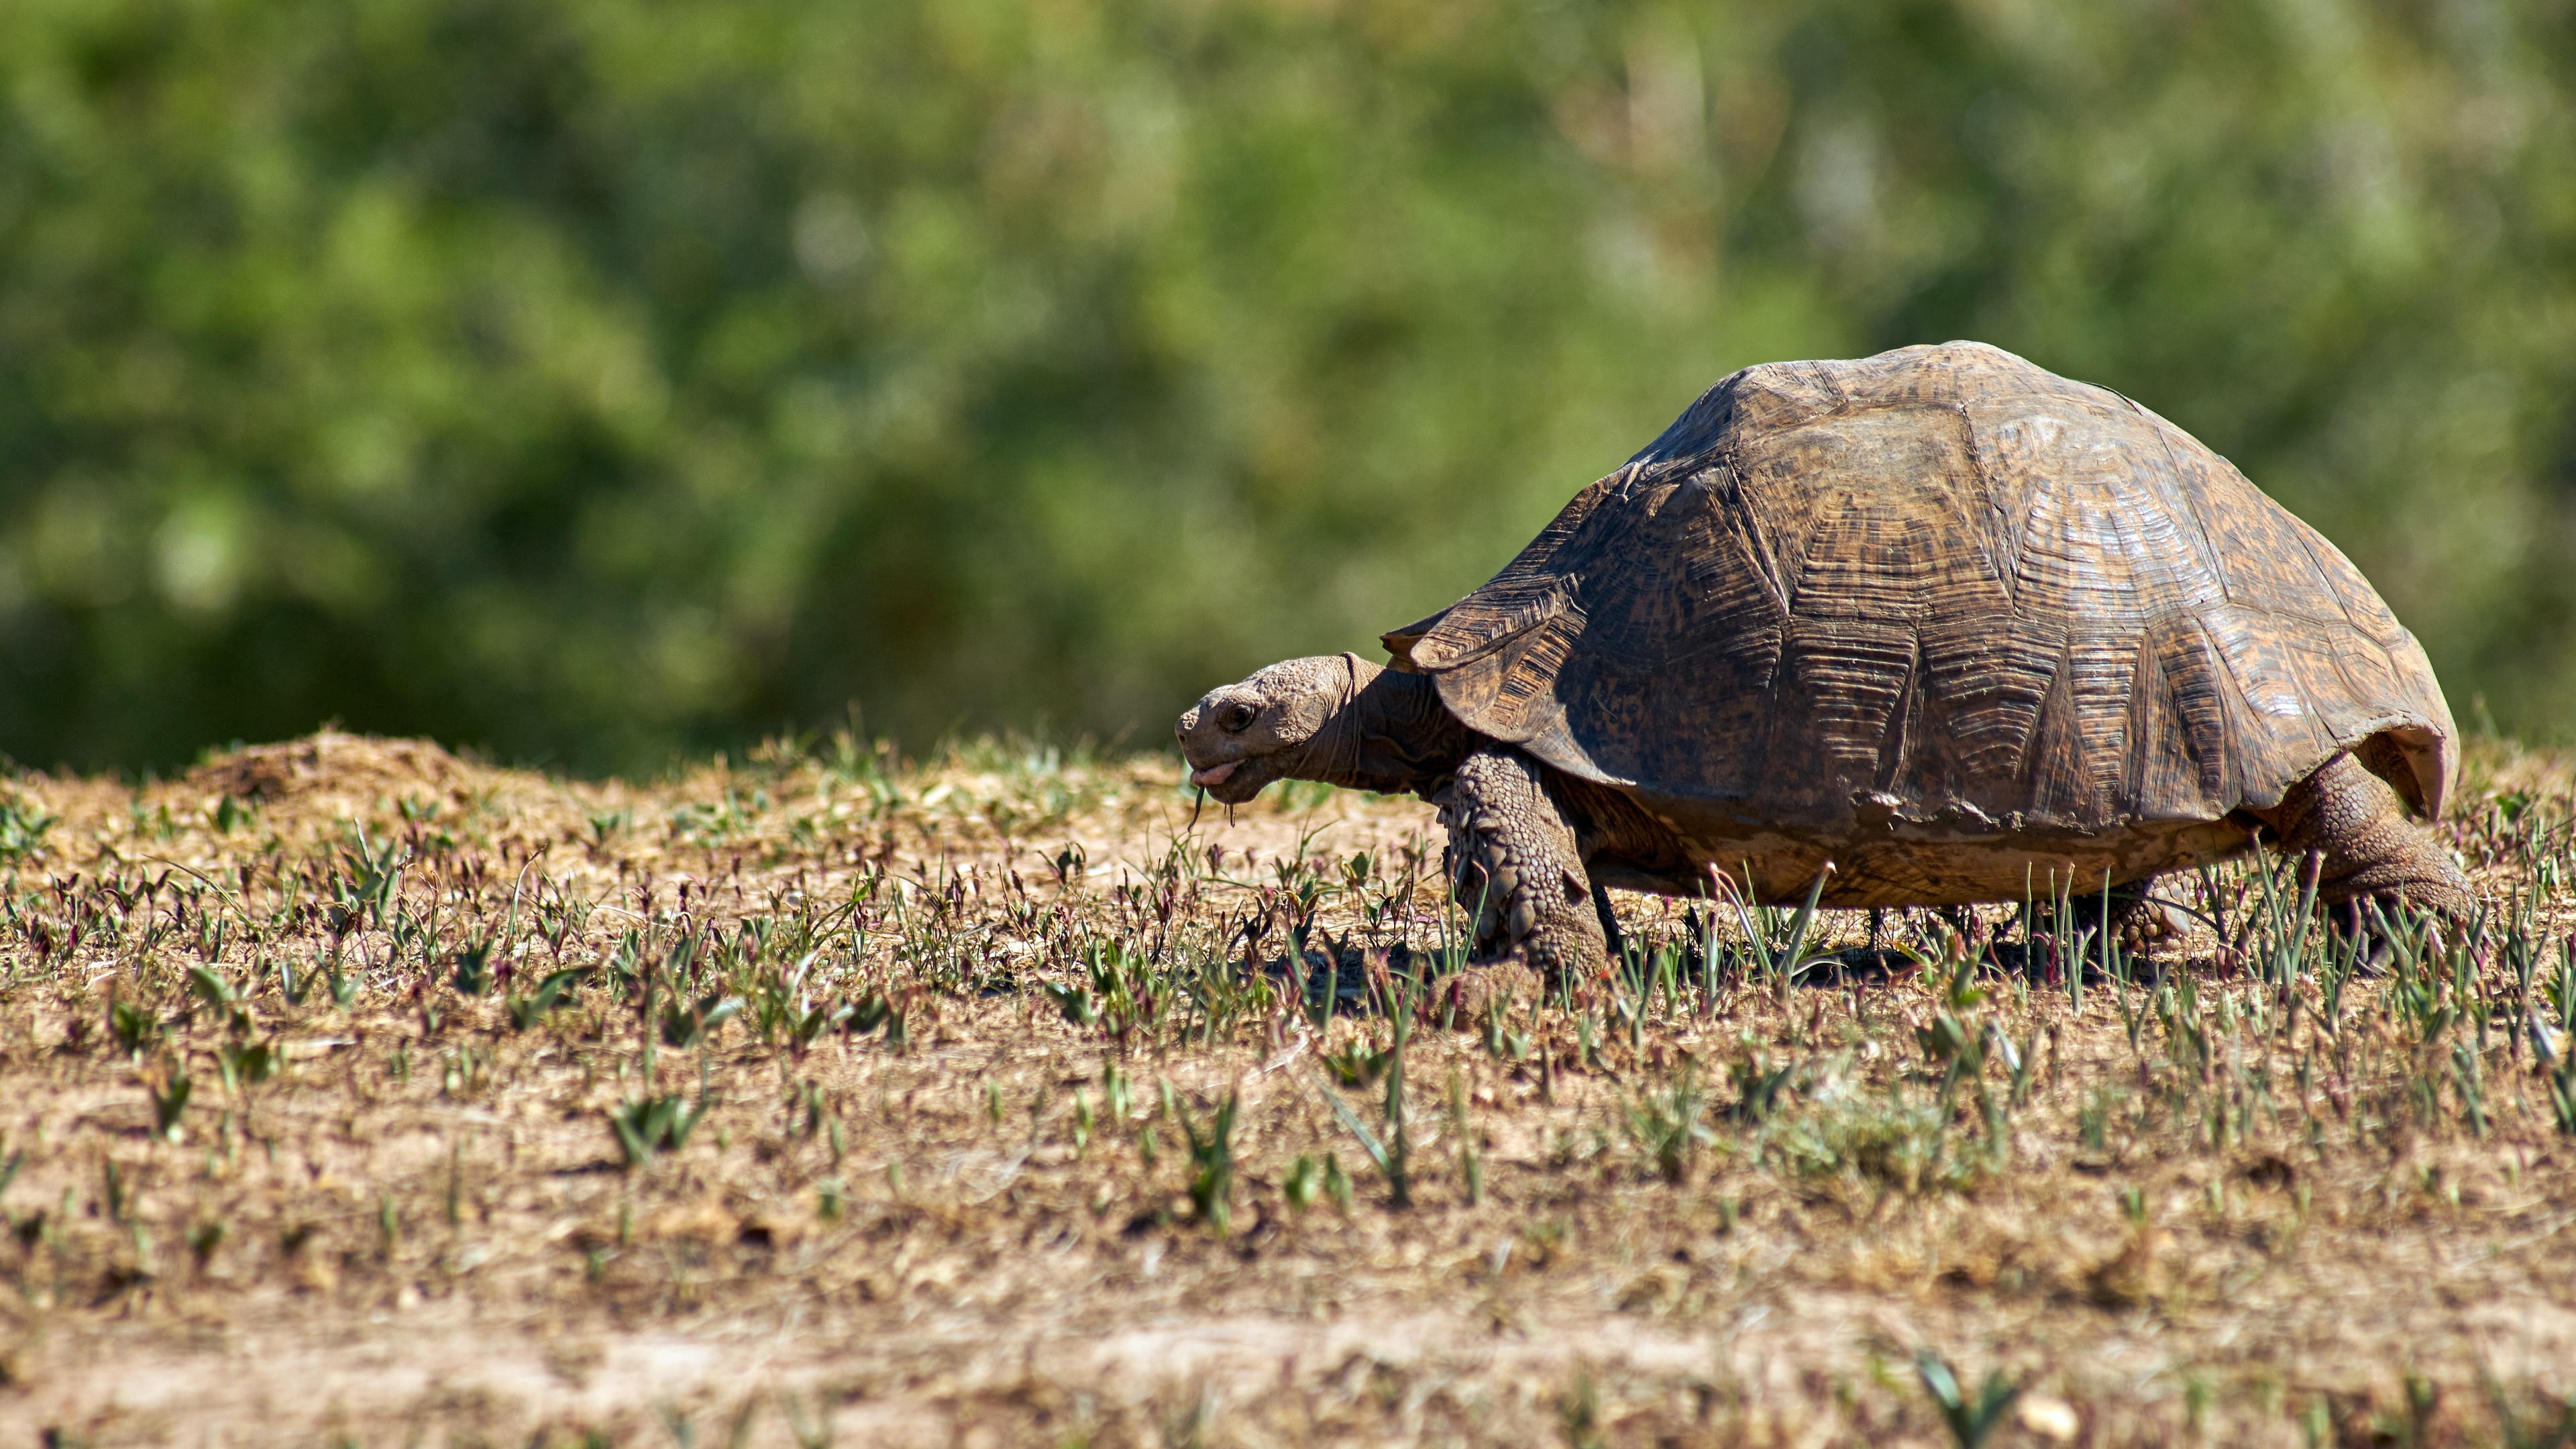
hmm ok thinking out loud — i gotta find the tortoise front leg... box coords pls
[1436,747,1609,981]
[2253,750,2475,925]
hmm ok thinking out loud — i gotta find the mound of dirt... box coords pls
[186,731,475,804]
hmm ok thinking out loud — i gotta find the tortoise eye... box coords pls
[1221,702,1257,733]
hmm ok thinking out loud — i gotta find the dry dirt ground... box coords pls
[0,730,2573,1447]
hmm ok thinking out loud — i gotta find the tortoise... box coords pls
[1176,341,2473,978]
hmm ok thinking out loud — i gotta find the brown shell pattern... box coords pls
[1384,343,2455,873]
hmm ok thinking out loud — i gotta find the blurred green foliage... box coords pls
[1,0,2572,774]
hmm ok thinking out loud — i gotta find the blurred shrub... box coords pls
[1,0,2571,773]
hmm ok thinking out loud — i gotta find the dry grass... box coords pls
[0,729,2572,1447]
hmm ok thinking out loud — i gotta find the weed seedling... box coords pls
[1324,1154,1352,1212]
[109,997,162,1059]
[1627,1065,1711,1183]
[1323,1037,1392,1088]
[1915,1348,2020,1448]
[1480,990,1530,1062]
[1723,864,1833,1005]
[1448,1071,1485,1203]
[659,991,743,1051]
[506,969,584,1030]
[1318,996,1412,1208]
[0,798,58,859]
[1102,1059,1133,1126]
[188,1218,226,1271]
[1284,1155,1323,1212]
[217,1040,277,1094]
[452,937,496,996]
[1179,1089,1239,1233]
[150,1071,193,1142]
[1727,1042,1798,1124]
[610,1079,716,1168]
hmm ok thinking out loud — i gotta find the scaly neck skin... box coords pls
[1289,656,1475,796]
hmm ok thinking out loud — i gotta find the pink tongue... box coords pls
[1191,762,1238,787]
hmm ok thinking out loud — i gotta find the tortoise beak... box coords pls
[1176,690,1267,802]
[1175,705,1235,786]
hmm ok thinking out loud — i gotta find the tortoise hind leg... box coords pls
[1438,747,1609,981]
[2255,751,2475,925]
[2030,886,2188,961]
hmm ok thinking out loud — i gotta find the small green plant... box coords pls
[1915,1010,1988,1108]
[1448,1072,1485,1203]
[2003,1024,2041,1108]
[109,998,163,1057]
[1040,938,1159,1042]
[0,798,57,860]
[1069,1087,1094,1155]
[775,991,851,1053]
[1723,865,1833,1003]
[506,968,584,1030]
[275,951,314,1006]
[188,1217,227,1271]
[2480,1368,2576,1449]
[450,937,496,996]
[841,988,904,1046]
[1627,1065,1713,1183]
[149,1071,193,1142]
[1179,1089,1239,1233]
[2078,1083,2121,1155]
[1318,987,1413,1208]
[337,824,408,930]
[1726,1042,1799,1124]
[1322,1038,1393,1089]
[1766,1093,1972,1194]
[610,1088,715,1167]
[1915,1348,2021,1448]
[217,1040,278,1093]
[188,965,251,1036]
[2542,1041,2576,1139]
[1040,977,1098,1027]
[1560,1371,1605,1449]
[1611,943,1684,1051]
[1480,991,1531,1061]
[209,792,252,834]
[1283,1154,1323,1212]
[2453,1039,2490,1138]
[331,957,360,1008]
[1102,1059,1133,1126]
[659,992,743,1050]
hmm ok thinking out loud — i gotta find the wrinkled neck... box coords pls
[1295,655,1472,794]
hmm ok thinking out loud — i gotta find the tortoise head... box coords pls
[1175,654,1381,804]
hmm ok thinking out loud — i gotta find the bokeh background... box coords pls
[3,0,2572,775]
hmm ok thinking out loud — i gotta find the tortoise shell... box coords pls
[1382,342,2456,907]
